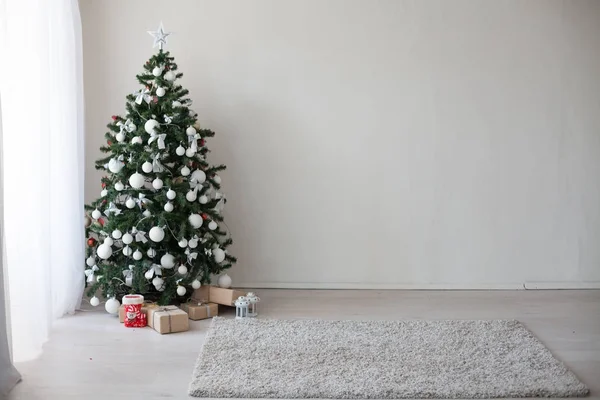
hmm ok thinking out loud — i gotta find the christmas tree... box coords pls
[84,23,236,308]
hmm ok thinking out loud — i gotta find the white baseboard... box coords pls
[234,281,600,290]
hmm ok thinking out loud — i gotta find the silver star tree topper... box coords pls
[148,22,171,50]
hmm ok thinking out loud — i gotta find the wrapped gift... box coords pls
[191,285,210,304]
[147,305,189,334]
[180,301,218,320]
[118,303,152,323]
[207,286,246,306]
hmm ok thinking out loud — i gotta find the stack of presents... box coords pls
[118,285,255,334]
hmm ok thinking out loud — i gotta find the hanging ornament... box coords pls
[147,248,157,258]
[152,178,163,190]
[148,130,166,149]
[152,66,163,76]
[84,214,92,228]
[181,166,190,176]
[105,297,120,315]
[191,169,206,185]
[186,190,197,202]
[156,87,166,97]
[143,210,152,217]
[122,233,133,245]
[176,286,186,296]
[186,126,196,136]
[201,213,209,220]
[149,226,165,242]
[86,256,95,267]
[185,148,196,157]
[208,221,218,231]
[104,237,114,246]
[199,195,208,204]
[188,238,198,248]
[217,273,232,289]
[90,296,100,307]
[134,87,152,105]
[175,239,187,249]
[131,136,143,145]
[178,265,188,275]
[133,249,143,260]
[122,246,133,256]
[108,157,124,173]
[112,229,122,239]
[160,253,175,269]
[115,181,124,191]
[144,119,159,134]
[100,189,108,197]
[213,248,225,263]
[142,161,153,173]
[104,202,121,217]
[172,100,182,108]
[87,238,96,247]
[91,209,102,219]
[97,243,113,260]
[129,172,145,189]
[191,279,201,289]
[213,175,222,184]
[166,189,176,200]
[85,265,99,283]
[164,202,174,212]
[116,133,125,142]
[188,213,203,228]
[176,145,185,156]
[125,198,136,208]
[152,276,164,289]
[164,70,176,81]
[123,265,135,286]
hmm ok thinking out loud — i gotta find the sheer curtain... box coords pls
[0,0,85,363]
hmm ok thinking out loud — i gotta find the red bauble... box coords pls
[202,213,209,220]
[87,238,96,247]
[198,139,205,147]
[111,115,117,121]
[101,182,106,189]
[107,140,112,146]
[153,96,158,103]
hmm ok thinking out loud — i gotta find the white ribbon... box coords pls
[163,115,173,124]
[145,264,162,279]
[187,132,200,152]
[104,202,121,216]
[134,87,152,105]
[185,248,198,264]
[123,265,135,287]
[117,119,136,133]
[213,197,226,213]
[152,153,165,173]
[204,247,212,257]
[135,193,152,209]
[135,230,148,243]
[148,131,166,149]
[85,265,99,283]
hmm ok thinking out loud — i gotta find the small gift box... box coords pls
[146,305,189,334]
[206,286,247,306]
[180,301,219,320]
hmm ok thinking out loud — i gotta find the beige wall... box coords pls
[81,0,600,288]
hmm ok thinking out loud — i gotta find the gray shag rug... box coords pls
[189,318,588,398]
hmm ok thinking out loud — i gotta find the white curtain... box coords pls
[0,0,85,364]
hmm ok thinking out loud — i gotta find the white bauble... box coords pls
[133,250,143,260]
[143,210,151,217]
[142,161,153,173]
[101,189,108,197]
[176,145,185,156]
[199,195,208,204]
[186,126,196,136]
[147,248,156,258]
[191,169,206,184]
[149,226,165,242]
[178,265,188,275]
[156,87,166,97]
[176,286,186,296]
[166,189,176,200]
[125,198,136,209]
[164,202,174,212]
[129,173,145,189]
[152,178,163,190]
[152,276,164,288]
[105,298,120,314]
[116,133,125,142]
[91,209,102,219]
[185,148,196,157]
[217,273,232,288]
[188,238,198,248]
[208,221,218,231]
[144,119,159,134]
[188,213,203,228]
[164,71,176,81]
[122,246,133,256]
[181,166,190,176]
[186,190,197,202]
[213,175,222,184]
[144,269,154,280]
[104,237,114,246]
[112,229,122,239]
[131,136,143,145]
[114,181,124,191]
[172,100,182,107]
[152,66,162,76]
[86,256,95,267]
[90,296,100,307]
[213,248,225,263]
[108,158,124,173]
[191,279,201,289]
[178,238,188,248]
[122,233,133,245]
[160,253,175,269]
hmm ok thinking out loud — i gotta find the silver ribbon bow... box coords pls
[123,265,135,287]
[204,247,212,257]
[117,119,136,133]
[185,248,198,264]
[104,202,121,216]
[135,230,148,243]
[135,193,152,209]
[187,132,200,152]
[145,264,162,279]
[164,115,173,124]
[148,131,166,149]
[134,87,152,105]
[84,265,99,283]
[152,153,165,173]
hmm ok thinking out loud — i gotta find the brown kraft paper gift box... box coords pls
[146,305,189,334]
[191,285,246,307]
[180,302,219,320]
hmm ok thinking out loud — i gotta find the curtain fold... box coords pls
[0,0,85,363]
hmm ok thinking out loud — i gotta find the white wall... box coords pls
[80,0,600,289]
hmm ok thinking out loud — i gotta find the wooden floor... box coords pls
[8,290,600,400]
